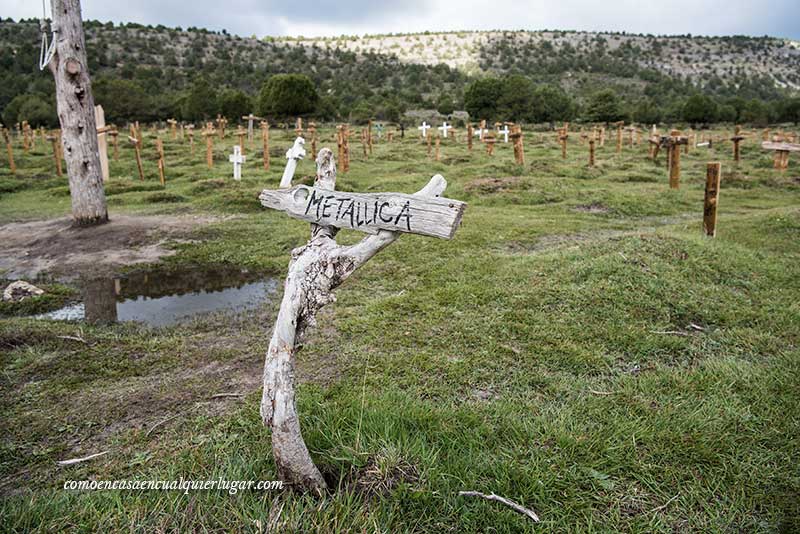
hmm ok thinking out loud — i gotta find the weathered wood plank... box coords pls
[259,182,465,239]
[703,162,721,237]
[761,141,800,152]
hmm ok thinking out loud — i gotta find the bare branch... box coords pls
[459,491,540,523]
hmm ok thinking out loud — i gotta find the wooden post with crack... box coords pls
[703,162,721,237]
[257,148,466,494]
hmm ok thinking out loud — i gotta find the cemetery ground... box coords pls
[0,125,799,532]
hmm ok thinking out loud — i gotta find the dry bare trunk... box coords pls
[49,0,108,226]
[260,148,446,494]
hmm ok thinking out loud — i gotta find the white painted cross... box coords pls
[280,137,306,188]
[438,122,451,138]
[229,145,246,180]
[498,124,510,143]
[474,128,485,139]
[418,122,431,138]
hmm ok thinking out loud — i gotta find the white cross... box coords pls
[438,122,451,138]
[280,137,306,188]
[418,122,431,138]
[474,128,485,138]
[229,145,246,180]
[498,125,510,143]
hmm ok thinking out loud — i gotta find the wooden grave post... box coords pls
[109,129,119,160]
[368,119,373,155]
[361,128,368,158]
[155,138,166,186]
[2,127,15,174]
[485,132,497,156]
[703,162,721,237]
[261,121,271,171]
[615,121,624,153]
[599,126,606,147]
[46,133,62,177]
[308,122,318,159]
[731,125,745,164]
[243,114,264,142]
[467,123,474,151]
[128,127,145,181]
[589,139,596,167]
[559,129,568,160]
[167,119,178,140]
[762,140,799,171]
[257,148,465,493]
[510,124,525,165]
[435,134,441,161]
[203,127,215,168]
[237,127,247,155]
[667,130,687,189]
[426,131,432,157]
[295,117,303,137]
[95,105,110,182]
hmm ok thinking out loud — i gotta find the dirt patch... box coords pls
[464,176,523,194]
[0,214,228,280]
[499,230,648,255]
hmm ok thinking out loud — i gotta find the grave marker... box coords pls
[257,149,465,492]
[261,121,271,171]
[731,125,745,164]
[2,127,15,174]
[46,133,62,177]
[95,105,110,182]
[242,114,264,142]
[418,121,431,139]
[510,124,525,165]
[128,128,145,181]
[589,139,596,167]
[167,119,178,140]
[703,162,721,237]
[467,123,474,151]
[280,138,306,187]
[485,132,497,156]
[438,122,452,139]
[236,127,247,154]
[202,128,215,168]
[762,140,799,171]
[229,144,246,180]
[155,138,166,186]
[498,124,510,143]
[666,130,688,189]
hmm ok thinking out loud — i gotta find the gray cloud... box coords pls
[3,0,799,39]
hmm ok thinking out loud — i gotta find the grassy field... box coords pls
[1,123,799,532]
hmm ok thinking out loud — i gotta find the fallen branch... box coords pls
[57,451,110,466]
[459,490,540,523]
[649,330,689,336]
[210,393,244,399]
[589,389,614,396]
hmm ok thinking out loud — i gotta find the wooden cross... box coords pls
[367,120,373,155]
[229,144,246,180]
[588,138,596,168]
[2,127,15,174]
[762,140,799,171]
[510,124,525,165]
[731,125,745,164]
[484,132,497,156]
[615,121,624,153]
[186,125,195,156]
[128,129,145,181]
[257,148,465,493]
[295,117,304,137]
[467,123,474,151]
[216,116,227,140]
[243,114,264,142]
[95,105,110,182]
[664,130,688,189]
[559,130,569,160]
[46,133,62,177]
[703,162,722,237]
[236,127,247,154]
[109,129,119,160]
[167,119,178,140]
[307,122,318,159]
[202,128,215,168]
[155,138,166,186]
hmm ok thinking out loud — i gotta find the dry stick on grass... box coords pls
[210,393,244,399]
[649,494,680,513]
[57,451,110,466]
[145,414,181,437]
[459,491,540,523]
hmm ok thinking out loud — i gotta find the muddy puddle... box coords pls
[37,266,278,327]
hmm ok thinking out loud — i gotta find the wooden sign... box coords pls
[259,185,466,239]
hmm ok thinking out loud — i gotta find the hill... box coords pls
[1,19,799,127]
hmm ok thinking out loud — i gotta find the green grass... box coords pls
[0,125,799,532]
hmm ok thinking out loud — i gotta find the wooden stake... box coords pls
[703,162,721,237]
[669,129,682,189]
[435,134,441,161]
[2,128,15,174]
[261,121,270,171]
[128,132,144,181]
[155,138,165,186]
[589,139,596,167]
[467,123,474,151]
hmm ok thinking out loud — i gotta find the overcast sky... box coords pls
[3,0,800,40]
